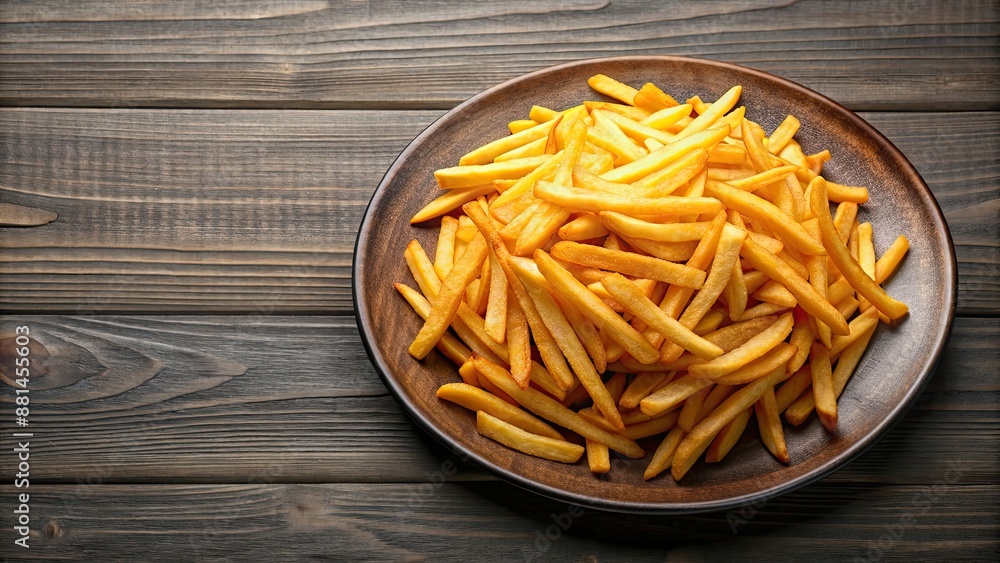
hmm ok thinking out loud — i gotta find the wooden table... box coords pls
[1,1,997,560]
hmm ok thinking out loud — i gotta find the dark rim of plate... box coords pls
[352,55,957,514]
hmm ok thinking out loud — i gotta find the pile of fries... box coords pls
[395,73,909,481]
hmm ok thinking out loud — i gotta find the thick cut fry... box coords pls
[688,312,794,378]
[755,387,789,463]
[875,235,910,284]
[740,237,850,336]
[410,233,489,359]
[551,241,706,288]
[602,273,724,361]
[810,178,908,320]
[404,239,443,299]
[534,180,724,217]
[433,216,459,280]
[704,407,752,462]
[437,383,562,440]
[476,411,584,463]
[767,115,800,154]
[620,371,671,409]
[826,181,869,204]
[474,356,645,458]
[534,249,661,364]
[810,342,837,432]
[672,365,786,480]
[706,180,826,256]
[621,410,681,440]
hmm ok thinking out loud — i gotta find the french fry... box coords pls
[644,426,687,480]
[634,82,680,111]
[551,241,706,288]
[437,383,563,440]
[704,407,752,462]
[504,287,532,386]
[411,184,497,224]
[810,342,837,432]
[621,409,681,440]
[558,213,609,241]
[620,371,671,409]
[534,249,661,364]
[600,212,712,242]
[674,86,742,140]
[474,356,645,458]
[739,237,850,335]
[395,283,471,366]
[586,439,611,474]
[687,312,794,378]
[534,180,724,217]
[484,253,508,343]
[809,178,908,320]
[476,411,584,463]
[712,342,797,385]
[640,373,714,416]
[435,155,552,189]
[875,235,910,284]
[672,365,786,480]
[600,125,731,184]
[755,387,789,463]
[460,119,558,166]
[587,74,639,104]
[706,180,825,256]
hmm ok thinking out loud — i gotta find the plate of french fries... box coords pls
[353,56,956,513]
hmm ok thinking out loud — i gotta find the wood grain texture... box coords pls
[1,109,996,314]
[1,0,998,110]
[4,482,996,561]
[0,316,995,485]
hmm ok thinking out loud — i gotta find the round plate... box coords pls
[353,56,956,513]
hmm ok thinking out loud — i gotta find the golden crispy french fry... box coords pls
[644,426,687,480]
[476,411,584,463]
[511,258,622,429]
[755,387,789,463]
[776,364,812,413]
[586,439,611,473]
[600,212,712,242]
[582,101,650,122]
[620,371,671,409]
[708,142,747,165]
[404,239,443,299]
[617,236,699,263]
[435,155,551,189]
[410,233,489,359]
[534,180,723,217]
[504,287,532,385]
[706,180,825,256]
[752,280,798,308]
[640,373,714,416]
[704,407,752,462]
[587,74,639,104]
[727,165,798,193]
[674,86,742,140]
[395,283,471,366]
[621,410,681,440]
[600,125,731,184]
[661,223,747,362]
[534,249,661,364]
[739,237,850,335]
[767,115,800,154]
[810,342,837,432]
[826,181,869,204]
[712,342,797,385]
[640,103,692,131]
[433,216,459,280]
[490,150,563,211]
[672,365,786,480]
[634,82,680,111]
[875,235,910,284]
[411,184,497,224]
[558,213,609,241]
[787,307,815,374]
[602,272,724,360]
[597,108,674,145]
[741,118,786,172]
[463,202,573,389]
[459,119,558,166]
[688,312,794,378]
[587,117,647,164]
[437,383,563,440]
[829,306,880,358]
[631,148,708,196]
[810,178,908,320]
[484,253,508,343]
[474,356,645,458]
[551,241,706,288]
[509,119,539,134]
[514,201,570,256]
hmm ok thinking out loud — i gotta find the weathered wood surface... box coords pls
[2,110,996,314]
[0,316,994,485]
[1,0,998,110]
[3,483,995,561]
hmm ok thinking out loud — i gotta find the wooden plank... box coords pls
[0,316,995,485]
[4,483,996,560]
[0,1,997,110]
[1,109,996,314]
